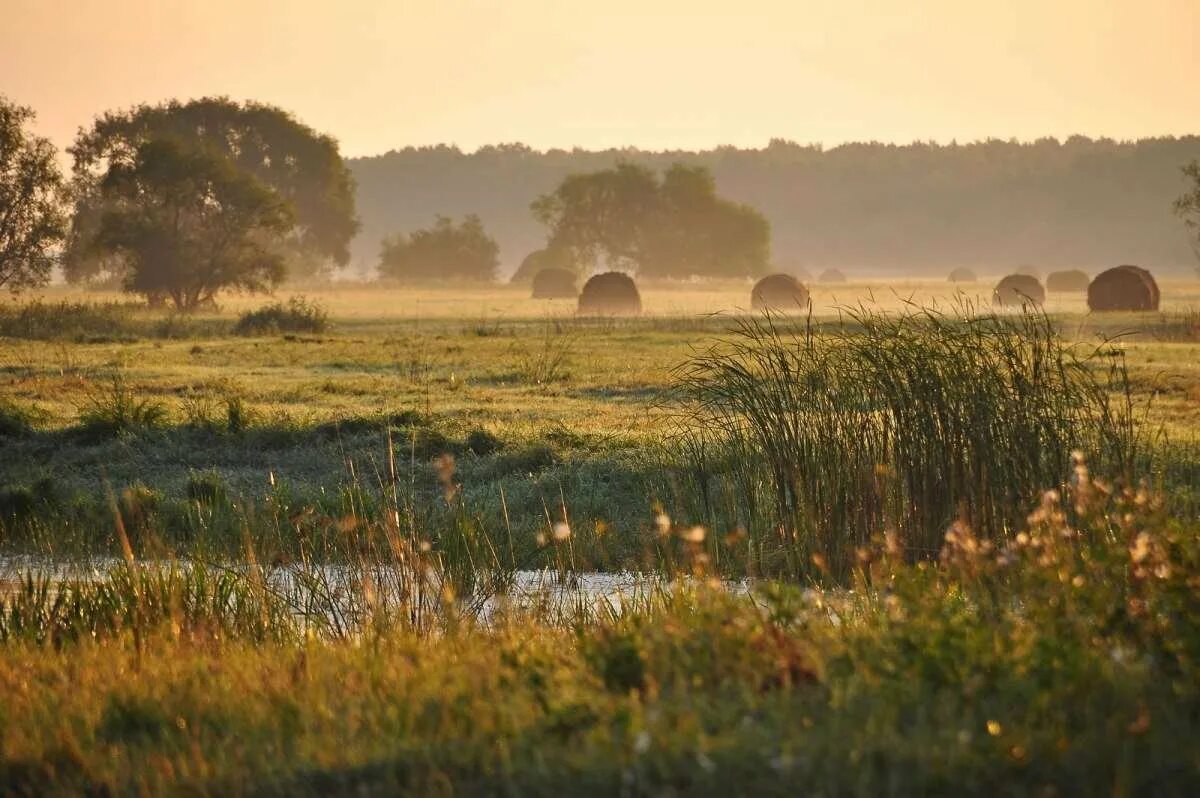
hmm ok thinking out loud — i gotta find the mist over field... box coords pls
[350,136,1200,276]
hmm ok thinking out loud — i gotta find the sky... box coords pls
[3,0,1198,157]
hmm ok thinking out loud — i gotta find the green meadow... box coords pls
[2,280,1200,795]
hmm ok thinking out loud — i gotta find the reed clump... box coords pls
[670,302,1141,576]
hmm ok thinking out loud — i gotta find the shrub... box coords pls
[233,297,329,336]
[948,267,977,282]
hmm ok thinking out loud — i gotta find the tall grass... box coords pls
[668,303,1143,577]
[0,300,227,340]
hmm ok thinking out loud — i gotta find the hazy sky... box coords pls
[3,0,1198,157]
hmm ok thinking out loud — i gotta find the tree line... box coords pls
[353,137,1200,277]
[3,94,1200,310]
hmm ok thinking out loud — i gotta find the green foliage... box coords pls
[0,96,68,294]
[3,477,1200,793]
[185,470,228,506]
[378,214,499,282]
[66,96,359,285]
[532,162,769,278]
[77,373,168,439]
[233,296,329,336]
[92,137,295,310]
[671,304,1141,576]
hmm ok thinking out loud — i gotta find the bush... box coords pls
[234,297,329,336]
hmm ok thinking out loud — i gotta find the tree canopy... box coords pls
[532,162,769,278]
[378,214,499,283]
[66,97,357,284]
[0,97,68,294]
[92,137,294,310]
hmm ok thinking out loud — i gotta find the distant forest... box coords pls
[349,137,1200,278]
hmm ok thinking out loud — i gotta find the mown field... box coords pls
[2,279,1200,794]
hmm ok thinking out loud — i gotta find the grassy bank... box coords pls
[2,468,1198,795]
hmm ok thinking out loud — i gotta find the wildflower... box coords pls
[654,513,671,536]
[679,525,706,543]
[552,521,571,541]
[987,720,1003,736]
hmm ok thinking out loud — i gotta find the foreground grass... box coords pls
[3,473,1199,795]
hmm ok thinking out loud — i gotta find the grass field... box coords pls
[2,279,1200,794]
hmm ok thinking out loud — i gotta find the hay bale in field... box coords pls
[993,274,1045,307]
[751,273,809,311]
[1087,265,1160,312]
[948,267,977,283]
[1046,269,1090,292]
[819,268,847,283]
[578,272,642,315]
[530,268,578,299]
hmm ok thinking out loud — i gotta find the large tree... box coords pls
[0,97,68,294]
[1176,161,1200,271]
[378,214,499,283]
[92,137,294,310]
[531,162,769,278]
[66,97,357,284]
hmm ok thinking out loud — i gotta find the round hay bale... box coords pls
[751,273,809,311]
[993,274,1045,307]
[1046,269,1090,292]
[530,268,578,299]
[578,272,642,315]
[1087,265,1160,312]
[819,268,847,283]
[948,267,977,283]
[511,247,573,283]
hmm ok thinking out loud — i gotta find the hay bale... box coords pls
[948,267,977,283]
[751,273,809,311]
[511,248,573,283]
[530,268,578,299]
[1046,269,1090,292]
[993,274,1045,307]
[819,268,847,283]
[1087,265,1160,312]
[578,272,641,315]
